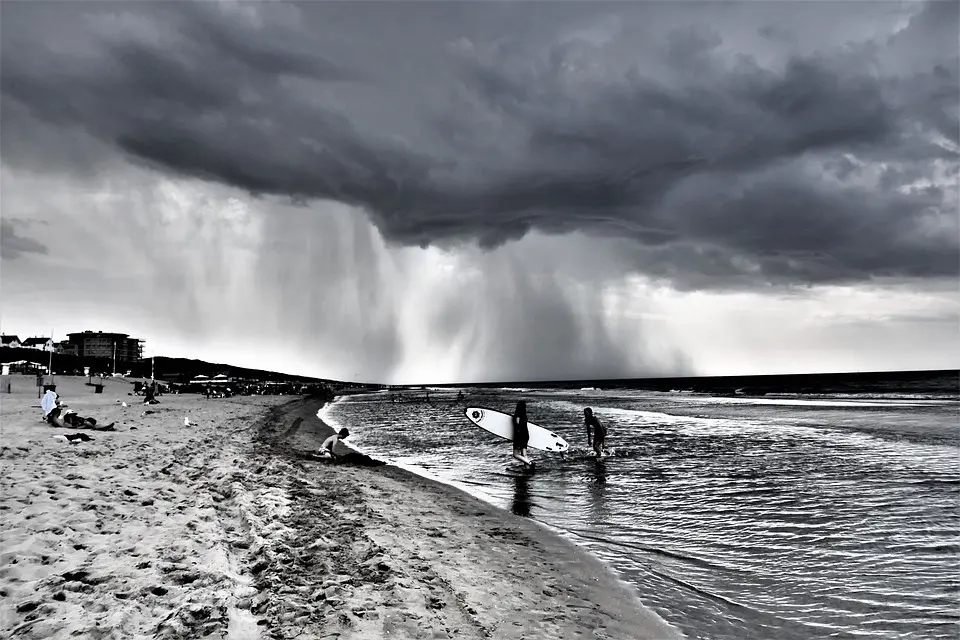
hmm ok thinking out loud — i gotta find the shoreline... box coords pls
[0,378,680,639]
[316,395,663,611]
[259,396,681,639]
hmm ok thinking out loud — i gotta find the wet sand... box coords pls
[0,376,679,639]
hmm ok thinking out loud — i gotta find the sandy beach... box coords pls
[1,376,680,639]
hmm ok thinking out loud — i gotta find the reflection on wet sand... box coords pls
[593,458,608,484]
[511,471,532,517]
[586,459,611,524]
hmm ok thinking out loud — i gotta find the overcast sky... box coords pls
[1,0,957,384]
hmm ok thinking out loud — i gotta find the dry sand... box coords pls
[1,375,681,640]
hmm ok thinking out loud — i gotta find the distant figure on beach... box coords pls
[584,407,607,457]
[511,400,534,468]
[320,428,350,459]
[143,384,160,405]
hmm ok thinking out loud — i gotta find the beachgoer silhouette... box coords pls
[143,385,160,405]
[511,400,534,468]
[584,407,607,457]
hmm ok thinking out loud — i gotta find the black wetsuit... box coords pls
[513,413,529,449]
[587,415,606,447]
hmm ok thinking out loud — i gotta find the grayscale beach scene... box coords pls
[2,1,957,638]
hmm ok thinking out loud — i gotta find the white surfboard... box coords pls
[465,407,569,452]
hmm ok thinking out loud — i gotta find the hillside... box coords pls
[0,348,361,387]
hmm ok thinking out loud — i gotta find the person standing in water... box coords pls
[512,400,534,468]
[584,407,608,457]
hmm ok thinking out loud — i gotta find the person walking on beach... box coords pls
[584,407,608,457]
[511,400,534,469]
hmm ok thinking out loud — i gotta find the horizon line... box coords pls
[148,357,954,387]
[5,346,955,387]
[383,367,959,388]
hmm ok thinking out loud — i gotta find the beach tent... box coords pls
[2,360,49,374]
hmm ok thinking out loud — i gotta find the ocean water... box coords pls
[321,386,960,640]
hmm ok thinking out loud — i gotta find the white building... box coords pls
[21,337,55,352]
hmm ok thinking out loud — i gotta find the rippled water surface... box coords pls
[322,389,960,640]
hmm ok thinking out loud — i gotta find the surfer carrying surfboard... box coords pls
[464,406,569,459]
[584,408,607,457]
[511,400,535,469]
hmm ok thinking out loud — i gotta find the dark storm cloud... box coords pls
[2,1,957,288]
[1,219,48,260]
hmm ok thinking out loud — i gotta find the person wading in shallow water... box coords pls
[584,407,608,457]
[511,400,535,469]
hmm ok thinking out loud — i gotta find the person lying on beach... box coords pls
[584,407,607,456]
[319,428,350,459]
[41,390,115,431]
[49,407,116,431]
[511,400,535,469]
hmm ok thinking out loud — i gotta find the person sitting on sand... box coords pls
[143,385,160,405]
[584,407,607,457]
[41,389,62,422]
[511,400,534,469]
[41,390,115,431]
[320,428,350,459]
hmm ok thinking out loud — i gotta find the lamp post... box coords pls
[48,328,54,382]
